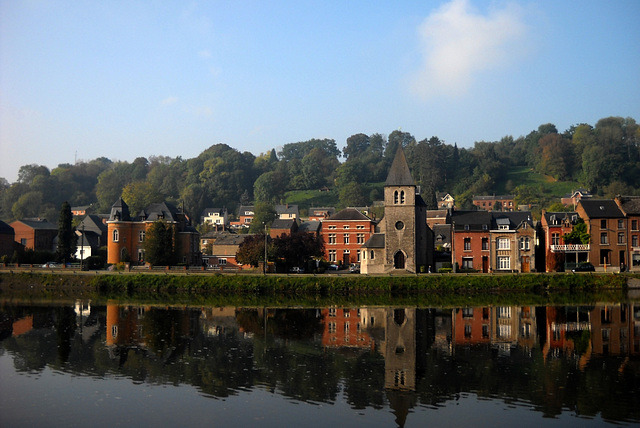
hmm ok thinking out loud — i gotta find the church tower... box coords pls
[383,146,428,273]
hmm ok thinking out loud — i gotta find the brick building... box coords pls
[320,208,375,266]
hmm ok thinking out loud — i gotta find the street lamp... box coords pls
[263,222,268,275]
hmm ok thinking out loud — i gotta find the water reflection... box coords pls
[1,300,639,426]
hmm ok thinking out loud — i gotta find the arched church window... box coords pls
[113,229,119,242]
[394,190,399,204]
[400,190,405,204]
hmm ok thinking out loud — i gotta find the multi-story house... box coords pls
[107,198,200,266]
[451,211,491,272]
[576,199,627,271]
[472,194,515,212]
[275,204,299,221]
[308,207,335,221]
[10,219,58,252]
[560,188,592,208]
[490,212,536,273]
[231,205,255,229]
[539,210,587,272]
[200,208,228,228]
[320,208,376,266]
[615,196,640,271]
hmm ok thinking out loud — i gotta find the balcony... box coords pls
[550,244,590,253]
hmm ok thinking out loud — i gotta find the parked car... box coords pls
[289,267,304,273]
[572,262,595,272]
[349,264,360,273]
[41,262,60,268]
[328,264,339,270]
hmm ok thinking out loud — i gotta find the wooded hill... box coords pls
[1,116,638,225]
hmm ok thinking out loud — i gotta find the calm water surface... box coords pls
[1,299,638,427]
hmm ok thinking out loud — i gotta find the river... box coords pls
[1,297,639,427]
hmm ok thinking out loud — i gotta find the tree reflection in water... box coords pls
[1,301,639,426]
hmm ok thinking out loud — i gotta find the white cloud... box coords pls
[161,96,179,106]
[411,0,529,100]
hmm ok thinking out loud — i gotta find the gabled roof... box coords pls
[0,220,14,235]
[238,205,255,216]
[298,221,321,234]
[616,196,640,215]
[327,208,371,221]
[309,207,336,217]
[473,194,515,201]
[79,214,107,234]
[362,233,385,248]
[492,211,534,229]
[451,211,492,230]
[543,211,580,226]
[201,207,226,217]
[212,234,255,246]
[385,146,414,186]
[578,199,624,219]
[13,219,58,230]
[271,218,297,230]
[275,204,299,216]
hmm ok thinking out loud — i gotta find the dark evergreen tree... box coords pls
[56,201,76,263]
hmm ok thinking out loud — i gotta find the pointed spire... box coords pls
[385,145,414,186]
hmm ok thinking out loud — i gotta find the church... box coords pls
[361,146,432,274]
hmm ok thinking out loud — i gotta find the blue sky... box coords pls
[1,0,639,182]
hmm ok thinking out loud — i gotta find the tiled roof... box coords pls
[14,219,58,230]
[617,196,640,215]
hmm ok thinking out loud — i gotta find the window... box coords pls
[464,224,469,230]
[464,238,471,251]
[113,229,119,242]
[520,237,530,250]
[601,219,607,229]
[139,230,145,242]
[329,233,336,244]
[328,321,336,333]
[329,308,336,317]
[551,233,560,245]
[20,238,27,246]
[370,250,375,260]
[328,225,337,230]
[356,225,365,230]
[329,250,336,262]
[343,309,350,317]
[632,220,638,231]
[343,225,350,229]
[344,234,350,244]
[357,233,365,244]
[462,307,473,317]
[482,238,489,250]
[632,235,638,247]
[357,250,361,262]
[394,190,399,204]
[400,190,405,204]
[618,232,625,244]
[498,224,509,230]
[462,257,473,269]
[498,256,510,270]
[219,258,227,265]
[498,237,510,250]
[464,324,472,338]
[618,219,624,229]
[601,232,609,245]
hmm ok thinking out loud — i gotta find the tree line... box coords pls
[1,116,638,225]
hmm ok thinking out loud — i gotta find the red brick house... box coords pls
[576,199,627,271]
[10,219,58,252]
[451,211,491,272]
[320,208,375,266]
[472,194,515,211]
[615,196,640,271]
[540,210,587,272]
[107,198,199,266]
[269,218,298,238]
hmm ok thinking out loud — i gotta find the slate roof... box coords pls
[385,146,414,186]
[140,202,180,222]
[543,211,580,225]
[275,204,299,216]
[79,214,107,234]
[451,211,492,231]
[362,233,385,248]
[15,219,58,230]
[579,199,624,218]
[109,198,131,221]
[298,221,321,234]
[473,194,515,201]
[492,211,534,229]
[271,218,297,230]
[617,196,640,215]
[212,234,255,246]
[327,208,371,221]
[0,220,14,235]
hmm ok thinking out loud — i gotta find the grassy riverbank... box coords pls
[0,271,637,307]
